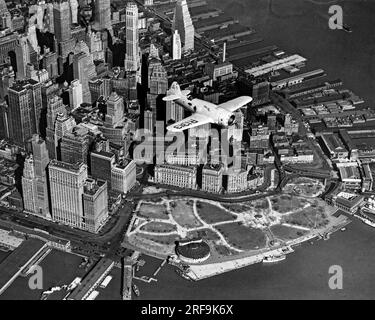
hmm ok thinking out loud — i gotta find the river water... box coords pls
[135,0,375,300]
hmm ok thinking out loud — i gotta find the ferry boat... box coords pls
[132,284,140,297]
[342,24,352,33]
[356,213,375,228]
[175,269,192,281]
[355,207,375,228]
[262,254,286,264]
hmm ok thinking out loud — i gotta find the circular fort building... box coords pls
[175,238,210,264]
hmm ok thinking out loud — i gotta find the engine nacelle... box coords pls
[216,110,236,127]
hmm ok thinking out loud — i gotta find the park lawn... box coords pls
[270,194,308,214]
[215,222,267,251]
[303,206,330,228]
[243,199,269,213]
[140,221,177,233]
[170,200,202,228]
[186,228,221,241]
[214,244,238,257]
[282,205,329,229]
[196,201,236,224]
[137,202,169,220]
[137,233,182,246]
[221,203,251,213]
[284,177,324,197]
[270,224,308,241]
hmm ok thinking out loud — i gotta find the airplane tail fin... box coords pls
[163,82,190,102]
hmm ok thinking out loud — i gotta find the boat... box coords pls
[175,269,192,281]
[342,24,352,33]
[322,233,330,240]
[340,227,346,232]
[132,284,140,297]
[262,254,286,264]
[361,217,375,228]
[355,212,375,228]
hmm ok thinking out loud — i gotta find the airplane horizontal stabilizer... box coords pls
[163,94,181,102]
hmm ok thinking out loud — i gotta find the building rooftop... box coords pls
[49,160,85,173]
[9,79,40,93]
[91,150,115,159]
[203,163,223,171]
[83,179,107,196]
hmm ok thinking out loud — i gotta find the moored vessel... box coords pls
[262,254,286,264]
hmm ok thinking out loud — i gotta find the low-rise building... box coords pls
[154,164,197,190]
[225,168,248,193]
[337,162,362,190]
[320,132,348,159]
[331,191,365,215]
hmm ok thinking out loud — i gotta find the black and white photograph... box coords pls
[0,0,374,309]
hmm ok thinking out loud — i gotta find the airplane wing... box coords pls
[219,96,253,113]
[167,113,212,132]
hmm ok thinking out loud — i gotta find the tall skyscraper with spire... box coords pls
[172,0,195,53]
[125,2,140,74]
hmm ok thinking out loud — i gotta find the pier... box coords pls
[122,259,133,300]
[153,259,167,277]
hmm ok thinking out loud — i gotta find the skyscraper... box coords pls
[73,49,97,103]
[172,30,182,60]
[166,97,184,123]
[105,91,124,126]
[69,79,83,110]
[148,59,168,95]
[172,0,195,53]
[82,178,108,233]
[8,80,42,147]
[53,113,76,160]
[90,150,115,189]
[0,100,8,139]
[53,0,71,43]
[147,58,168,121]
[144,109,155,133]
[69,0,78,25]
[111,159,137,194]
[48,160,87,228]
[22,135,51,219]
[0,0,11,30]
[53,0,75,72]
[125,2,140,73]
[22,155,38,215]
[60,126,91,165]
[94,0,111,31]
[46,95,67,159]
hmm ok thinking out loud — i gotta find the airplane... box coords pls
[163,82,252,132]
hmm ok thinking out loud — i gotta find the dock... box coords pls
[122,259,133,300]
[153,259,167,277]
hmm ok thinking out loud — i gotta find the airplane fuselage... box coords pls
[174,97,235,127]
